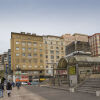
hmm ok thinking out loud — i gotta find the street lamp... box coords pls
[16,66,21,82]
[46,62,57,86]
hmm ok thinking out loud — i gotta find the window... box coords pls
[61,42,63,45]
[28,42,31,46]
[33,42,37,46]
[46,55,48,58]
[56,47,59,49]
[22,48,25,51]
[16,47,19,50]
[56,51,59,55]
[45,41,47,44]
[51,55,54,59]
[28,65,32,68]
[16,53,19,56]
[46,70,48,73]
[61,47,63,50]
[22,42,25,46]
[28,53,31,57]
[28,48,31,51]
[40,54,43,57]
[16,41,19,44]
[50,50,54,54]
[56,56,59,59]
[40,49,42,52]
[34,66,38,68]
[40,44,42,47]
[23,65,26,68]
[40,66,43,68]
[46,66,48,68]
[33,48,37,52]
[22,53,25,56]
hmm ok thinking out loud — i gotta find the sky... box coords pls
[0,0,100,53]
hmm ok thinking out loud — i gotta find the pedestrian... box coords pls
[0,82,3,97]
[6,81,12,97]
[16,81,21,90]
[12,81,15,87]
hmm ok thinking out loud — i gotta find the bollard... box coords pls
[96,91,100,96]
[69,88,75,92]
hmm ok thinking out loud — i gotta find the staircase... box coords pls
[76,75,100,94]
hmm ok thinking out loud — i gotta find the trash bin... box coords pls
[0,89,3,97]
[69,88,75,92]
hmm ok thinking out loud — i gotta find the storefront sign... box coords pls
[69,66,76,75]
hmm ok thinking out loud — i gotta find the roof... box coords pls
[58,55,100,68]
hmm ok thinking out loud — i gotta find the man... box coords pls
[0,80,3,97]
[6,81,12,97]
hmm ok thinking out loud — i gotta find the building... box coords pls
[0,54,4,77]
[62,33,88,46]
[11,32,44,82]
[89,33,100,57]
[43,35,65,76]
[66,41,91,56]
[8,49,11,74]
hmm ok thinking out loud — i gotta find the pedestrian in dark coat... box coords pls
[6,81,12,97]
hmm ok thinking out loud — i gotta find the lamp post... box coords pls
[16,66,21,82]
[46,62,57,86]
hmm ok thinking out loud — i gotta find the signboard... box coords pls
[69,66,76,75]
[16,75,29,82]
[56,70,67,75]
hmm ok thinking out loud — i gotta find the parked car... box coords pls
[31,81,39,85]
[27,82,31,85]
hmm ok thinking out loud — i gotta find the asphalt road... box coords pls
[24,85,100,100]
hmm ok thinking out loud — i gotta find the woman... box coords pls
[6,81,12,97]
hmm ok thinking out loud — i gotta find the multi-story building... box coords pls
[43,35,65,76]
[62,33,88,46]
[89,33,100,57]
[0,54,4,77]
[8,49,11,74]
[11,32,44,82]
[66,41,91,56]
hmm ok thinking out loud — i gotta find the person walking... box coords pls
[0,82,3,97]
[16,81,21,90]
[6,81,12,97]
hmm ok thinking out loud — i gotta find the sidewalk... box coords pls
[0,86,46,100]
[43,84,69,91]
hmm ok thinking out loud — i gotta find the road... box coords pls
[24,85,100,100]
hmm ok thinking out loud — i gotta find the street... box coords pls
[24,85,100,100]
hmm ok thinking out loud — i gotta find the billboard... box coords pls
[69,66,76,75]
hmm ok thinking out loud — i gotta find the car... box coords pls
[31,81,39,85]
[27,82,31,85]
[21,82,27,85]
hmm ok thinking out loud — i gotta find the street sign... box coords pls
[69,66,76,75]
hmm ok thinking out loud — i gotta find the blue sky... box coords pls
[0,0,100,53]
